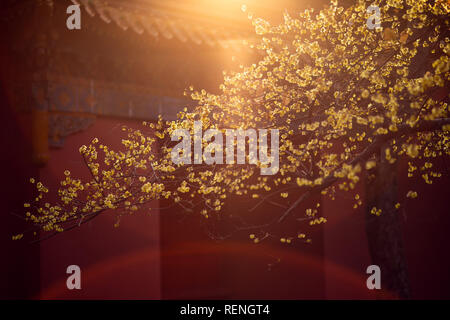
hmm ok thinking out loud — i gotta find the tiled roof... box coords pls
[70,0,254,51]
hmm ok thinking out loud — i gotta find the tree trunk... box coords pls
[365,145,410,299]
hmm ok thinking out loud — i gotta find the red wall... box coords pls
[29,117,450,299]
[0,90,40,299]
[323,158,450,299]
[3,112,450,299]
[37,117,161,299]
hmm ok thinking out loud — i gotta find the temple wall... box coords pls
[37,117,161,299]
[323,158,450,299]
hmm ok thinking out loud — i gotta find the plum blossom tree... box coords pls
[16,0,449,298]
